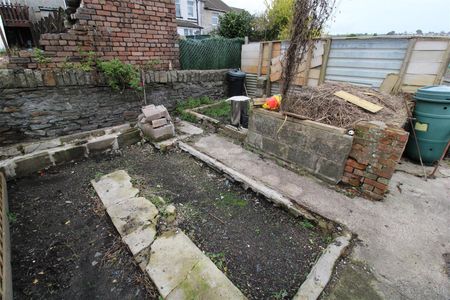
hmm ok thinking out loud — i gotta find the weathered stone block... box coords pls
[117,128,141,147]
[51,146,86,164]
[14,153,52,177]
[87,135,117,153]
[262,137,288,160]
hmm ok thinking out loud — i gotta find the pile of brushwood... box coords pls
[281,83,408,129]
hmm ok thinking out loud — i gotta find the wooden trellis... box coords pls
[30,7,66,47]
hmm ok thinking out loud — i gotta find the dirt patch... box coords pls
[8,156,159,299]
[9,144,329,299]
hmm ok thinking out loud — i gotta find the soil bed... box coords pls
[9,144,329,299]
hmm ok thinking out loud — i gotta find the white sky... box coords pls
[223,0,450,34]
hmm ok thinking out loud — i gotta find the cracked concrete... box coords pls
[187,134,450,300]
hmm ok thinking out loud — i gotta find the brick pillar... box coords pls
[342,121,409,200]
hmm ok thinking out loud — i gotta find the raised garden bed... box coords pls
[177,98,248,142]
[8,144,337,299]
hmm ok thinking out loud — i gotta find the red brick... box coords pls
[346,158,367,170]
[344,165,354,173]
[364,178,388,191]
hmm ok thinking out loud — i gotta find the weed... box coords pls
[143,59,162,71]
[94,172,105,181]
[255,228,261,235]
[98,58,142,92]
[199,101,230,120]
[324,235,334,244]
[300,219,315,229]
[7,212,17,224]
[218,192,247,207]
[179,111,198,123]
[206,252,227,272]
[175,97,214,114]
[272,289,288,299]
[33,48,51,64]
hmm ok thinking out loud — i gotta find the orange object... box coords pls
[262,95,282,111]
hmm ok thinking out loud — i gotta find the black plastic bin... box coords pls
[227,69,246,97]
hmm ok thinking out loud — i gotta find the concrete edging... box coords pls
[0,124,142,180]
[178,141,352,299]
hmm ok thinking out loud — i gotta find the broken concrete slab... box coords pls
[86,135,117,153]
[106,197,159,236]
[147,230,246,300]
[91,170,139,208]
[177,121,204,136]
[122,224,157,257]
[293,235,351,300]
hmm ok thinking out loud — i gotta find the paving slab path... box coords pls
[187,134,450,300]
[91,170,246,300]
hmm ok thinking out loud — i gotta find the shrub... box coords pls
[98,59,142,92]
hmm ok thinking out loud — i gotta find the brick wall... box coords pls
[342,121,409,200]
[8,0,179,70]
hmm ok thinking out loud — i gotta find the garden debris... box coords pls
[138,105,175,141]
[282,83,408,128]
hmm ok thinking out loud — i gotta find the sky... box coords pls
[223,0,450,34]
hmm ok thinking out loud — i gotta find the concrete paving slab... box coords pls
[146,230,246,300]
[91,170,139,208]
[177,121,204,136]
[187,134,450,300]
[106,197,159,236]
[122,224,157,256]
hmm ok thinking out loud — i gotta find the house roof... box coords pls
[230,6,245,13]
[176,19,203,29]
[203,0,232,12]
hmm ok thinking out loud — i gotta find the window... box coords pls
[175,0,181,18]
[212,13,219,26]
[184,28,194,36]
[187,0,195,18]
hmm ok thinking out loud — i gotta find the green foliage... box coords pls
[217,11,254,38]
[218,192,248,207]
[78,49,97,72]
[300,219,315,229]
[98,59,142,92]
[175,97,213,122]
[252,0,295,41]
[175,97,214,113]
[144,59,162,71]
[33,48,51,64]
[7,212,17,224]
[199,101,230,120]
[206,252,227,272]
[272,289,288,299]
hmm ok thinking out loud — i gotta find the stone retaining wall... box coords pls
[0,69,227,146]
[247,109,354,183]
[342,121,409,200]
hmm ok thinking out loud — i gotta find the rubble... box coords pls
[137,105,175,142]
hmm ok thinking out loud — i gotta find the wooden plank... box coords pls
[435,41,450,85]
[309,69,321,79]
[406,62,441,75]
[410,50,445,63]
[394,38,416,94]
[307,78,319,87]
[319,39,331,85]
[310,55,323,68]
[257,42,263,77]
[242,66,258,74]
[270,71,282,82]
[379,74,399,94]
[403,74,436,86]
[265,41,274,96]
[401,85,421,93]
[334,91,384,113]
[414,40,449,51]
